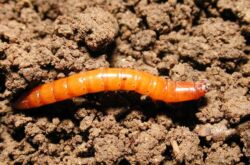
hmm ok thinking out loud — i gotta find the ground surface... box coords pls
[0,0,249,164]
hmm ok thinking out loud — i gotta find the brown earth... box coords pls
[0,0,249,164]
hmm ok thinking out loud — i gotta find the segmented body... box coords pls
[14,68,207,109]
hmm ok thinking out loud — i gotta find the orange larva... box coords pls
[13,68,208,109]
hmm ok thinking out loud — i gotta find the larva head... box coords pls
[194,79,209,98]
[164,80,209,103]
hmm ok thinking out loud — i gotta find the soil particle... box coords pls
[55,7,118,51]
[138,3,172,33]
[221,96,250,124]
[137,0,199,33]
[178,18,247,68]
[237,121,250,159]
[116,39,142,59]
[4,114,33,129]
[32,133,47,146]
[25,123,43,137]
[117,10,141,34]
[194,119,237,141]
[196,90,224,123]
[205,143,243,164]
[57,119,75,134]
[169,63,203,81]
[79,115,95,132]
[78,7,119,51]
[0,1,18,21]
[31,0,64,20]
[166,126,203,164]
[0,100,11,114]
[0,21,26,43]
[142,51,160,67]
[89,115,124,138]
[75,108,100,120]
[30,155,61,164]
[217,0,250,23]
[122,111,151,131]
[130,30,156,51]
[94,134,125,164]
[241,60,250,76]
[155,113,173,128]
[126,123,167,164]
[223,86,248,100]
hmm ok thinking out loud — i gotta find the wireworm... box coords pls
[14,68,207,109]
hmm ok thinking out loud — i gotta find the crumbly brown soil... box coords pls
[0,0,249,164]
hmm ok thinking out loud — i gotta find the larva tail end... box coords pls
[13,93,30,110]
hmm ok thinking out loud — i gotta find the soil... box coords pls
[0,0,249,164]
